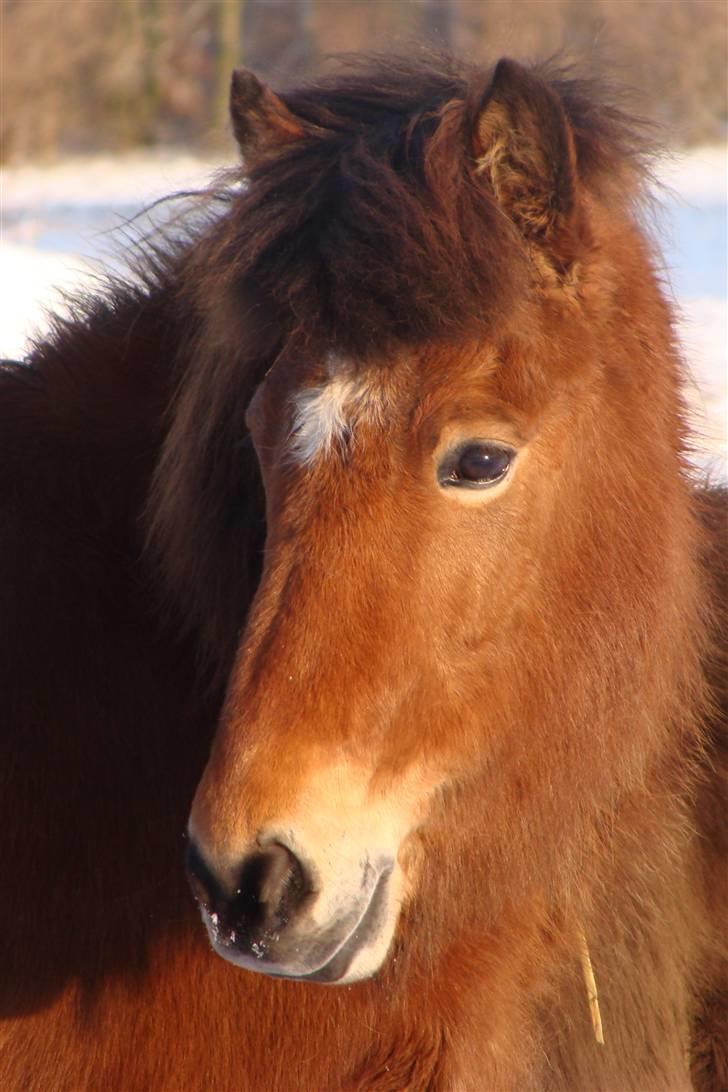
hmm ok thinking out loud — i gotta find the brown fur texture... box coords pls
[1,52,725,1090]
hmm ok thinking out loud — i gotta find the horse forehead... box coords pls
[288,362,396,466]
[284,346,502,466]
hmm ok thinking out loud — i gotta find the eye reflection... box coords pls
[438,442,514,490]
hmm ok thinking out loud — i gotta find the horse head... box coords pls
[166,57,704,987]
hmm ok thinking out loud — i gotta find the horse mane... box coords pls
[182,51,655,357]
[134,51,660,666]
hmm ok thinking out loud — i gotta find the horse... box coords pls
[1,52,726,1091]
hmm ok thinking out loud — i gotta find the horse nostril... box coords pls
[185,838,310,954]
[185,839,224,913]
[230,843,309,934]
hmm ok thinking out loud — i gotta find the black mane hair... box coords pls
[182,51,652,362]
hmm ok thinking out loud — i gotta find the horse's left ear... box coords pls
[474,59,580,252]
[230,69,306,160]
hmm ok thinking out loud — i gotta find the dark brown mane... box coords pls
[187,52,653,360]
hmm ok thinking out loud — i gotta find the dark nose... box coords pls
[186,840,310,939]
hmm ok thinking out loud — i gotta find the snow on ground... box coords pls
[1,151,226,360]
[1,145,725,474]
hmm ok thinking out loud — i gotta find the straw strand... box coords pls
[577,924,605,1045]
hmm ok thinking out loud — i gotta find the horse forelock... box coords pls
[183,53,653,367]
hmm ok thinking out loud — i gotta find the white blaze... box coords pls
[289,368,385,465]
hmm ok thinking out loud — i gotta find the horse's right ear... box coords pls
[473,59,580,251]
[230,69,306,160]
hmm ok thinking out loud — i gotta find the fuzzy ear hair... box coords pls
[230,69,306,159]
[474,59,579,248]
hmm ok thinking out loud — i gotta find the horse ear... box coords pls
[474,59,579,248]
[230,69,306,159]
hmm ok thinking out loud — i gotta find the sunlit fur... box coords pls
[1,52,726,1091]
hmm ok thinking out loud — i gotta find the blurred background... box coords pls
[3,0,727,156]
[1,0,726,471]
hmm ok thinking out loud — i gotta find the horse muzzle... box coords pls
[185,837,397,983]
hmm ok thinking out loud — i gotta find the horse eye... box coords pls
[438,442,514,489]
